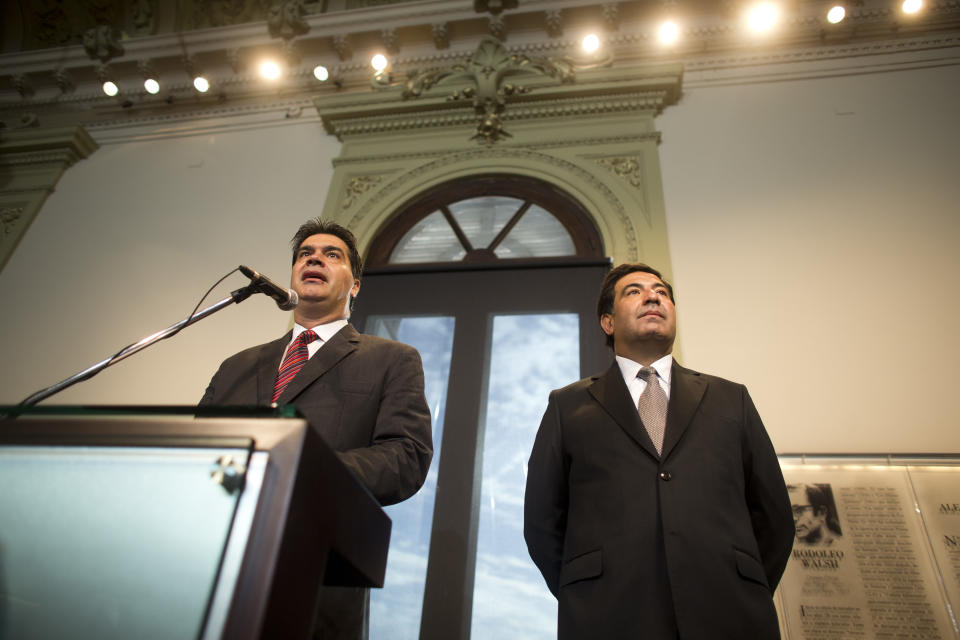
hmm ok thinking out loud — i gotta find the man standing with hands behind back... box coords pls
[201,218,432,639]
[524,263,794,639]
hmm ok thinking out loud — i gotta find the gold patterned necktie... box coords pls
[637,366,667,455]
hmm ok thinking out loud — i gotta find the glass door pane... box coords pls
[366,316,455,639]
[470,313,580,639]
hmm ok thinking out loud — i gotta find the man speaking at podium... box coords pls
[200,218,433,639]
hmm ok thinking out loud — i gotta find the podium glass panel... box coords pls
[0,408,392,640]
[0,443,260,640]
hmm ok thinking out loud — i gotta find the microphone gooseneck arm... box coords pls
[18,287,253,407]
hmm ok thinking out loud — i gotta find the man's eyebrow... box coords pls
[621,281,666,293]
[298,244,345,255]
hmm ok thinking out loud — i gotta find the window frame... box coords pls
[365,174,604,269]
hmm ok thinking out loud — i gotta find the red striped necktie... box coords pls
[272,329,319,403]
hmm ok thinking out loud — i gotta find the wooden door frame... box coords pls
[351,261,610,640]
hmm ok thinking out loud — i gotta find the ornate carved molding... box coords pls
[474,0,518,16]
[342,175,383,210]
[432,23,451,50]
[345,147,640,260]
[488,15,506,41]
[53,68,74,94]
[594,155,652,222]
[377,36,618,143]
[381,28,400,54]
[331,132,661,167]
[4,8,957,135]
[333,34,353,61]
[0,126,99,168]
[12,75,34,99]
[546,10,564,39]
[2,1,953,139]
[602,3,620,32]
[0,207,25,241]
[182,0,274,30]
[324,90,670,139]
[81,98,319,138]
[596,156,643,190]
[268,1,310,40]
[82,25,124,62]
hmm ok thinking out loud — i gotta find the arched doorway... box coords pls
[352,174,610,640]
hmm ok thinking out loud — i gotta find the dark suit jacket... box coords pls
[199,323,432,639]
[199,323,432,506]
[524,360,794,640]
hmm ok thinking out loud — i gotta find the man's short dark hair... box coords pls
[290,217,364,282]
[596,263,675,348]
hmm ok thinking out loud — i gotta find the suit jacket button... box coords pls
[659,471,672,481]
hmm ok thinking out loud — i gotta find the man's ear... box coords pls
[351,279,361,297]
[815,506,829,519]
[600,314,614,337]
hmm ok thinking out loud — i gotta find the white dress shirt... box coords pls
[615,353,673,408]
[279,318,348,368]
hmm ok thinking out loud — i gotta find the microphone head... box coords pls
[278,289,299,311]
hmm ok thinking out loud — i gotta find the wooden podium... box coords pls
[0,407,391,639]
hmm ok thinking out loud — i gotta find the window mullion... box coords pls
[487,200,532,252]
[440,204,474,253]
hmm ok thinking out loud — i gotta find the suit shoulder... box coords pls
[675,362,747,391]
[355,331,418,353]
[352,332,423,365]
[550,373,598,397]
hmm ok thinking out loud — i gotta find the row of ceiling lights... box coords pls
[100,0,928,97]
[658,0,925,44]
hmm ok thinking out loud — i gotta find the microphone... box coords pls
[239,265,299,311]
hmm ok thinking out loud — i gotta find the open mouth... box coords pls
[302,269,327,283]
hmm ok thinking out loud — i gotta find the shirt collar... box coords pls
[292,318,348,344]
[615,353,673,386]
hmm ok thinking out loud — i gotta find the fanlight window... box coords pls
[390,196,576,263]
[366,175,602,267]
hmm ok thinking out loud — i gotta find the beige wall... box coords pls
[658,63,960,453]
[1,54,958,455]
[0,115,339,405]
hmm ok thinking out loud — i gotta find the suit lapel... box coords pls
[589,362,660,460]
[256,332,292,405]
[662,362,707,458]
[275,323,359,404]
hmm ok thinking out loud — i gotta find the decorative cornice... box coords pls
[2,1,957,134]
[331,131,661,167]
[3,1,957,97]
[375,36,615,142]
[329,110,478,138]
[507,91,670,119]
[323,87,671,139]
[345,147,639,260]
[319,54,681,145]
[84,97,318,131]
[0,126,98,167]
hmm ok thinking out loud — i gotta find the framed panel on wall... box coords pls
[776,455,960,639]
